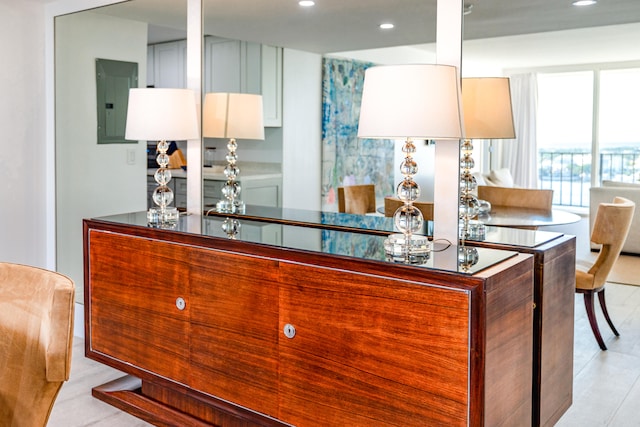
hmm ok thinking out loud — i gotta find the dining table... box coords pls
[477,206,582,229]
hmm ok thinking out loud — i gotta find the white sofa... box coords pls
[473,168,515,188]
[590,180,640,255]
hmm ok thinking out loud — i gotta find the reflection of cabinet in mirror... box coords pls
[147,37,282,126]
[147,40,187,88]
[147,174,282,210]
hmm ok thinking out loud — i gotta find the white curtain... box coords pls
[494,73,539,188]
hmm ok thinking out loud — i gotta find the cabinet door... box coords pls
[86,230,191,385]
[173,177,187,209]
[205,37,242,93]
[261,45,282,127]
[278,263,472,427]
[203,179,224,209]
[188,249,280,418]
[153,40,186,88]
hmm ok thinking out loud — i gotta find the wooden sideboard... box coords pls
[84,214,534,426]
[204,207,577,427]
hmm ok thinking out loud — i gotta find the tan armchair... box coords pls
[0,263,75,427]
[337,184,376,215]
[576,197,635,350]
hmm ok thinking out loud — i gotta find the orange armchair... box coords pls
[0,263,75,426]
[576,197,635,350]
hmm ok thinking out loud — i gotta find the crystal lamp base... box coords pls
[384,233,432,264]
[147,206,179,227]
[216,199,246,214]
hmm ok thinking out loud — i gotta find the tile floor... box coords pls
[47,217,640,426]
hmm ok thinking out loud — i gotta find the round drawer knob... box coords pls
[283,323,296,339]
[175,297,186,311]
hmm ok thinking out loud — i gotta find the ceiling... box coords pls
[83,0,640,54]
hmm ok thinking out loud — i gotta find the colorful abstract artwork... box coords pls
[321,57,395,211]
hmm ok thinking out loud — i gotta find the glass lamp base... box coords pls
[459,219,486,241]
[216,199,246,214]
[384,233,431,264]
[147,206,179,227]
[477,199,492,214]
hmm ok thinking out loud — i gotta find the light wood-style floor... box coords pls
[48,217,640,426]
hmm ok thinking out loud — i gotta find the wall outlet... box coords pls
[127,149,136,165]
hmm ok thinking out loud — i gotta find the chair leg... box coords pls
[598,288,620,337]
[583,291,608,350]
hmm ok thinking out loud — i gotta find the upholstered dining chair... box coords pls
[477,185,554,211]
[337,184,376,215]
[384,197,434,221]
[0,262,75,427]
[576,197,635,350]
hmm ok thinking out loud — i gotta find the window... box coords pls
[537,66,640,207]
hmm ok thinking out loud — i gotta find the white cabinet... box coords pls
[151,40,187,88]
[203,37,282,127]
[148,38,282,125]
[261,45,283,127]
[204,38,242,93]
[148,175,282,211]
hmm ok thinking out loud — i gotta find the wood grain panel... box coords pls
[188,249,280,417]
[483,256,534,427]
[87,230,190,384]
[278,262,471,427]
[538,240,575,427]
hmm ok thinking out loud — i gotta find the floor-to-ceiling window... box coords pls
[537,65,640,207]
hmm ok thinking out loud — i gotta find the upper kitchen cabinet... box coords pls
[204,37,283,127]
[148,38,283,126]
[149,40,187,89]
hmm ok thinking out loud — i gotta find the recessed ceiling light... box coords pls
[572,0,597,6]
[379,23,394,30]
[299,0,315,7]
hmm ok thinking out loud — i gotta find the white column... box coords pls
[434,0,463,250]
[186,0,203,220]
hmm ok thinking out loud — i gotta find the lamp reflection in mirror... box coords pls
[460,77,515,240]
[125,88,199,228]
[203,93,265,214]
[358,64,463,264]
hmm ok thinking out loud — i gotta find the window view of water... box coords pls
[536,67,640,208]
[539,147,640,207]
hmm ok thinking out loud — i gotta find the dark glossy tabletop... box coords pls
[90,211,523,275]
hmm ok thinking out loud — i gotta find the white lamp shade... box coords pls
[462,77,516,139]
[357,64,463,140]
[125,88,200,141]
[203,93,265,140]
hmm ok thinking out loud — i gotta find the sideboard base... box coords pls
[92,375,289,427]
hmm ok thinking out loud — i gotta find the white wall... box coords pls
[282,48,322,210]
[55,11,148,293]
[0,1,47,267]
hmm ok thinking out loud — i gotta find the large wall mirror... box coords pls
[54,0,639,306]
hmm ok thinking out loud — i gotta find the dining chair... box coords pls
[384,197,434,220]
[576,196,635,350]
[0,263,75,427]
[337,184,376,215]
[477,186,554,211]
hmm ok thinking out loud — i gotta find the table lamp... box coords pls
[460,77,516,240]
[358,64,463,264]
[125,88,199,227]
[203,92,264,214]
